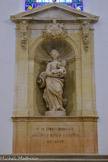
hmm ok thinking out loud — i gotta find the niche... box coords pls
[33,38,76,116]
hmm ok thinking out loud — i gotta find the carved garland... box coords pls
[20,20,28,49]
[81,21,90,51]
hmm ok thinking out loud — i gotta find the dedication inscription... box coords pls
[31,124,80,153]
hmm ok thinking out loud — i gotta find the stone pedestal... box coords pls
[45,111,66,117]
[12,116,98,154]
[1,154,108,161]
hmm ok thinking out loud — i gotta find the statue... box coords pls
[38,49,67,116]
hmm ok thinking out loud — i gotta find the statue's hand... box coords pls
[46,71,52,77]
[37,78,46,88]
[56,72,64,78]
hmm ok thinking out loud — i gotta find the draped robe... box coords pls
[39,60,66,111]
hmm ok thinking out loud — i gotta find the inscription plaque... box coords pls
[30,124,81,153]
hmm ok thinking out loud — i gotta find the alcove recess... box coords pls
[33,38,75,116]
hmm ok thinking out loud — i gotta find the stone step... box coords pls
[0,154,108,162]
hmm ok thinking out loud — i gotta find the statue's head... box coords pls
[50,49,59,60]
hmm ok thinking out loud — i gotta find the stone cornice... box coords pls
[11,116,99,122]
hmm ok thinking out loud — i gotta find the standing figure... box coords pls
[38,49,67,115]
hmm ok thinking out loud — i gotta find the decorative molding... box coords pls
[81,21,90,51]
[11,116,99,123]
[1,154,107,161]
[20,20,28,49]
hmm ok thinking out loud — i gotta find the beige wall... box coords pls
[0,0,108,154]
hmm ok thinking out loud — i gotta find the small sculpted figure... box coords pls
[51,60,66,77]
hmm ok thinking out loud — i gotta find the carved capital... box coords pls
[42,19,67,39]
[20,21,28,49]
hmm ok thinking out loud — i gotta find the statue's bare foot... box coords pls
[60,107,65,111]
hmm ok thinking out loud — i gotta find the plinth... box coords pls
[12,116,98,154]
[45,111,66,117]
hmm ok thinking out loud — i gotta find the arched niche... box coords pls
[28,36,79,116]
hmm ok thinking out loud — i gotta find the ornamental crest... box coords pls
[43,19,67,39]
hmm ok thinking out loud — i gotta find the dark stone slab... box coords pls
[0,154,108,162]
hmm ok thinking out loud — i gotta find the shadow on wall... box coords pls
[64,65,75,115]
[36,62,46,115]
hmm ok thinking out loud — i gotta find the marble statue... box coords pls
[38,49,67,115]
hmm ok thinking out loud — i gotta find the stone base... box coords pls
[45,111,66,117]
[1,154,108,161]
[12,116,98,154]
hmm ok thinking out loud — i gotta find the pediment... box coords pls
[11,3,99,22]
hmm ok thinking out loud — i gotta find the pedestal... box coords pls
[12,116,98,154]
[45,111,66,117]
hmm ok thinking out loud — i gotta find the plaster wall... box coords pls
[84,0,108,155]
[0,0,108,154]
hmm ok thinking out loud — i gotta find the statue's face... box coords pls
[50,50,59,60]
